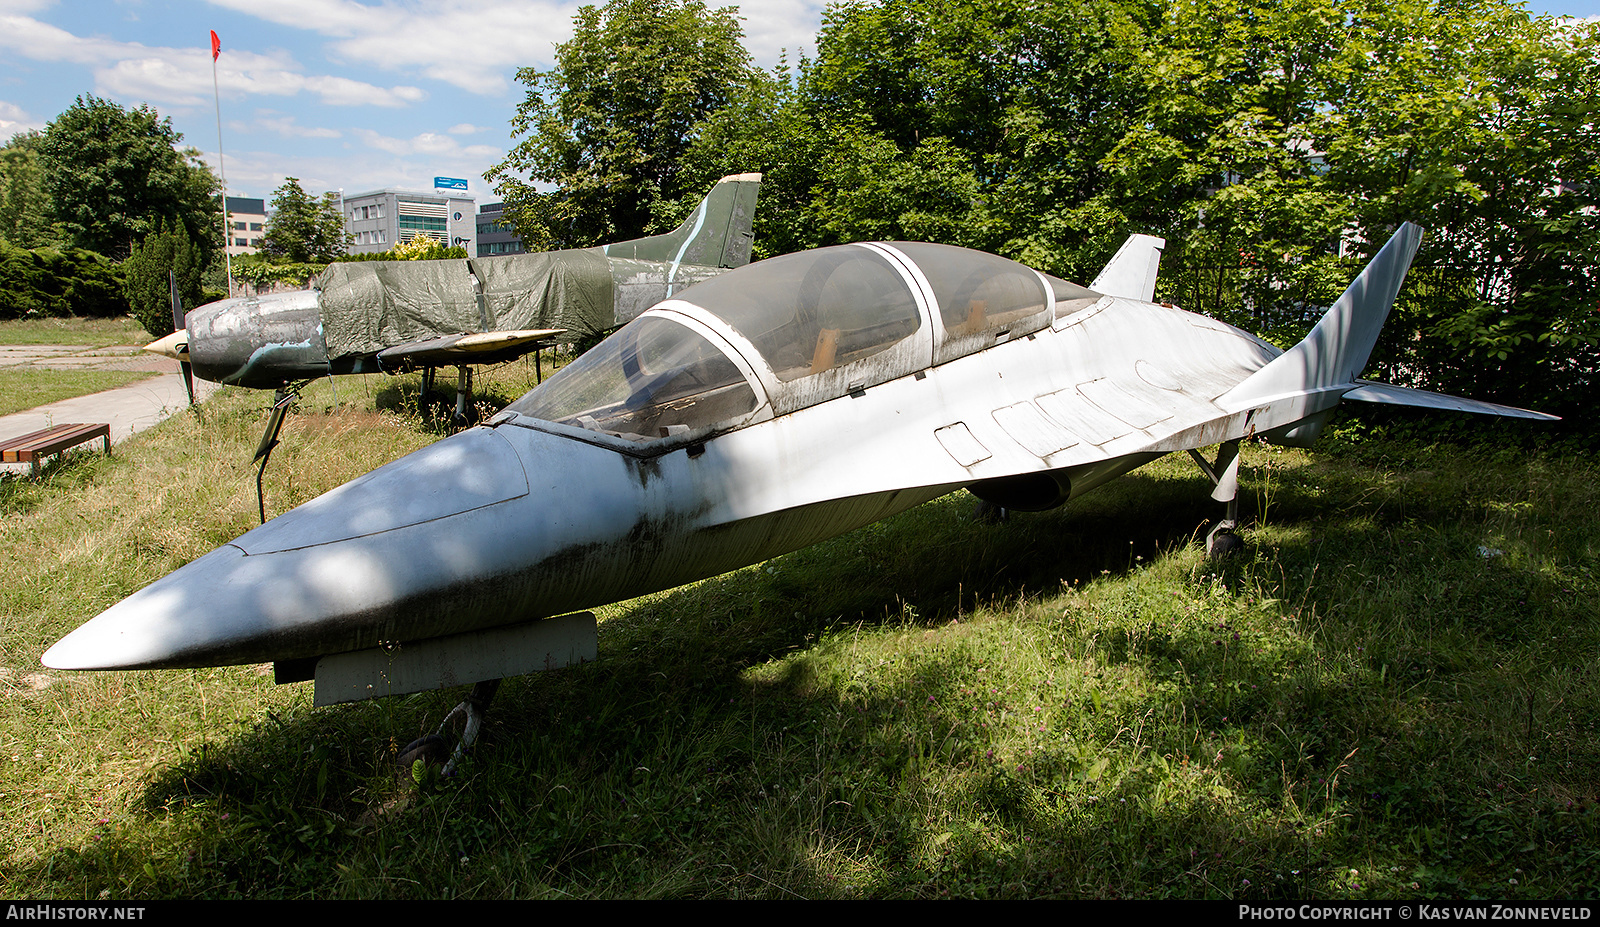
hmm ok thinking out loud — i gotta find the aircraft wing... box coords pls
[1342,380,1559,420]
[376,329,566,369]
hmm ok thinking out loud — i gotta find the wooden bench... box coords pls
[0,423,111,476]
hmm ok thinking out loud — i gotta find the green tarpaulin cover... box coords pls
[316,250,615,358]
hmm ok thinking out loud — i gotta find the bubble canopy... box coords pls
[503,243,1087,446]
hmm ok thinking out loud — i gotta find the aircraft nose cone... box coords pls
[42,427,536,671]
[42,545,250,670]
[144,329,188,360]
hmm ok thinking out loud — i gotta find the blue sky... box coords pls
[0,0,1592,209]
[0,0,828,205]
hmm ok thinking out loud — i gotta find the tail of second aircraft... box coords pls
[1218,222,1555,442]
[1091,233,1167,302]
[602,173,762,269]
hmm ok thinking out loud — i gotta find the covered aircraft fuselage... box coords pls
[176,173,762,388]
[184,255,733,388]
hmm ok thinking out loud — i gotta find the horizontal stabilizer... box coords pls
[377,328,565,367]
[1344,380,1559,421]
[1091,234,1166,302]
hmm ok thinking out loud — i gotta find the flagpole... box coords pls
[211,30,234,298]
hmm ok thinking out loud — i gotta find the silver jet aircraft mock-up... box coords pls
[45,223,1554,770]
[146,173,763,391]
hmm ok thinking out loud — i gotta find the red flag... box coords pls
[210,30,220,61]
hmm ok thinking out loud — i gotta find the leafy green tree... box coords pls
[0,241,123,319]
[671,68,826,257]
[123,221,202,336]
[38,95,219,262]
[0,132,59,249]
[1316,1,1600,419]
[385,236,468,261]
[794,0,1158,275]
[259,177,349,264]
[486,0,760,248]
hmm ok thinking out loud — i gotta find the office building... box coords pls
[224,196,266,256]
[476,203,528,257]
[343,189,476,255]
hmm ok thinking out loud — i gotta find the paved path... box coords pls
[0,343,221,474]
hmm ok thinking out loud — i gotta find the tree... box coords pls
[259,178,348,263]
[38,95,219,262]
[1317,2,1600,423]
[485,0,760,248]
[0,132,59,249]
[123,221,202,336]
[387,236,467,261]
[0,241,124,319]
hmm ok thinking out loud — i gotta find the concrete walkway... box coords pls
[1,343,221,474]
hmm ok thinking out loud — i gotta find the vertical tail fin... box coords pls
[1221,222,1423,408]
[602,173,762,268]
[1091,234,1166,302]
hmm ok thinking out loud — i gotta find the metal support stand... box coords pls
[453,365,473,428]
[253,387,299,524]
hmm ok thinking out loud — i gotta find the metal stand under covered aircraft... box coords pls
[49,223,1555,772]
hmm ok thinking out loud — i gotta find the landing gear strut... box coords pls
[416,365,477,429]
[397,678,502,777]
[1188,439,1244,559]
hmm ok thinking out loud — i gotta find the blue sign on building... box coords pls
[433,177,469,191]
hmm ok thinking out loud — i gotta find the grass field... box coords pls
[1,374,1595,900]
[0,316,149,348]
[0,316,161,415]
[0,369,162,417]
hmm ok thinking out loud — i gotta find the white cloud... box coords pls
[254,110,342,139]
[206,0,578,95]
[0,99,43,137]
[448,122,487,135]
[0,0,56,13]
[736,0,825,70]
[0,7,427,109]
[203,0,828,96]
[352,126,500,161]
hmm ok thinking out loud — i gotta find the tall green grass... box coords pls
[2,380,1595,899]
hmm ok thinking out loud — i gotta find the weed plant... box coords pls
[1,373,1595,899]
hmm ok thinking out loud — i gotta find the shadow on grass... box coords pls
[16,452,1600,898]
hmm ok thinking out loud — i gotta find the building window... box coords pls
[249,223,262,231]
[399,215,448,233]
[234,221,246,230]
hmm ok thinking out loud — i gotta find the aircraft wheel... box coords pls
[1206,522,1244,559]
[397,734,449,770]
[972,499,1009,524]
